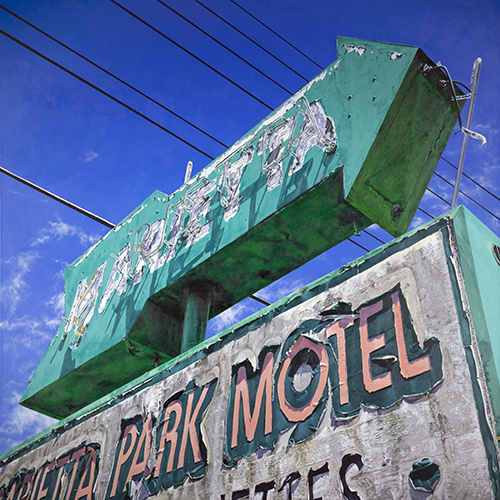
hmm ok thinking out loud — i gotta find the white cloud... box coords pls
[44,292,65,329]
[208,302,252,335]
[0,390,57,455]
[46,291,65,315]
[409,215,426,230]
[81,150,99,163]
[0,317,53,353]
[259,277,307,303]
[31,220,102,247]
[1,251,40,314]
[475,123,499,136]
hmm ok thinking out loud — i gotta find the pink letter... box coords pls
[110,424,137,497]
[18,472,33,500]
[35,461,55,500]
[154,401,183,476]
[327,317,355,405]
[277,336,329,422]
[231,351,274,448]
[391,291,431,378]
[73,447,97,500]
[125,413,153,487]
[360,301,392,392]
[177,385,209,469]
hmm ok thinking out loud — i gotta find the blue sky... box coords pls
[1,0,499,455]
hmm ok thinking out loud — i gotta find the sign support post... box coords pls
[181,288,211,353]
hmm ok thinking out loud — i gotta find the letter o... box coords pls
[277,336,329,422]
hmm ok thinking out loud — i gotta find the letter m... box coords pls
[231,349,275,448]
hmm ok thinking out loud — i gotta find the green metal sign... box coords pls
[21,37,461,418]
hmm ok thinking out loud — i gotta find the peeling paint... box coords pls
[218,147,254,221]
[344,45,366,56]
[390,52,403,60]
[98,244,132,314]
[63,262,106,348]
[257,98,337,190]
[133,218,167,278]
[288,100,337,175]
[182,178,217,248]
[409,458,440,492]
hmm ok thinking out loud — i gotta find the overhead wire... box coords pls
[0,4,229,151]
[110,0,274,111]
[154,0,294,95]
[0,166,115,229]
[216,6,497,232]
[215,7,497,229]
[4,4,497,311]
[7,5,496,225]
[433,171,500,222]
[152,3,391,251]
[195,0,310,82]
[5,4,496,260]
[363,229,386,245]
[426,187,451,207]
[183,6,497,241]
[347,238,370,253]
[0,29,217,160]
[1,164,272,305]
[8,4,497,227]
[418,207,435,219]
[229,0,323,70]
[441,157,500,204]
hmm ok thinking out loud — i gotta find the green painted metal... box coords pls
[181,289,211,353]
[21,37,461,419]
[451,206,500,439]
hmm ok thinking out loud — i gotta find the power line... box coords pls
[363,229,386,245]
[348,238,369,253]
[155,0,293,95]
[5,10,492,248]
[230,0,323,70]
[417,207,435,219]
[0,166,115,228]
[7,9,495,308]
[441,157,500,204]
[0,5,229,151]
[106,6,500,232]
[433,171,500,222]
[249,294,270,306]
[0,29,216,160]
[426,187,451,207]
[111,0,274,112]
[195,0,310,83]
[2,165,273,307]
[0,23,423,254]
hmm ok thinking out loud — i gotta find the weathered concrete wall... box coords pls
[1,213,498,499]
